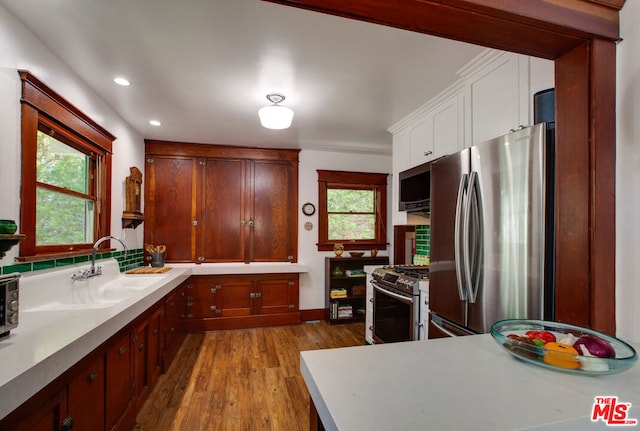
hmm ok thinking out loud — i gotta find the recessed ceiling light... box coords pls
[149,120,161,126]
[114,77,130,86]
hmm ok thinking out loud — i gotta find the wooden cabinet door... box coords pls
[145,156,196,262]
[200,158,246,262]
[68,355,105,431]
[219,279,253,317]
[250,160,295,262]
[12,387,69,431]
[105,331,133,431]
[133,319,149,406]
[147,306,163,388]
[257,276,298,315]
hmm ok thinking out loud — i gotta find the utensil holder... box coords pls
[150,252,166,267]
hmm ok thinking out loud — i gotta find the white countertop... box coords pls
[172,261,308,275]
[0,259,308,420]
[301,335,640,431]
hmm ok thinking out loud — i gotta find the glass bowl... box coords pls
[490,319,637,376]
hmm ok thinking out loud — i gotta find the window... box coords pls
[19,71,115,258]
[317,170,388,251]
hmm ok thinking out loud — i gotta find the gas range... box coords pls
[371,265,429,297]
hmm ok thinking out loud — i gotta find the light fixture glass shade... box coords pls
[258,105,294,129]
[259,93,294,129]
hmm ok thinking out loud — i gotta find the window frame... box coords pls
[317,170,388,252]
[19,70,115,259]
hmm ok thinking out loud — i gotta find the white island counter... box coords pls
[301,335,640,430]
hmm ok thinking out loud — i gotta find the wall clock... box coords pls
[302,202,316,216]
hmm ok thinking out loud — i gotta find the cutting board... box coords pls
[126,266,172,274]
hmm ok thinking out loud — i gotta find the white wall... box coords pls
[0,5,145,266]
[297,149,392,310]
[616,1,640,343]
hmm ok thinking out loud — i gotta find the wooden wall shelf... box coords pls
[0,234,26,258]
[122,212,144,229]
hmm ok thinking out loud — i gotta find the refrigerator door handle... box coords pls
[462,171,477,303]
[454,174,468,301]
[469,170,484,304]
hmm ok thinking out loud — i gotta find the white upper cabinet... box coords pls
[459,51,554,146]
[389,82,464,169]
[389,49,553,223]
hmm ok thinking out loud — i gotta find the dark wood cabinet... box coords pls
[133,304,163,410]
[145,141,299,264]
[10,387,69,431]
[68,355,105,431]
[325,256,388,324]
[185,274,300,331]
[163,286,187,371]
[1,284,188,431]
[105,331,135,431]
[144,156,196,262]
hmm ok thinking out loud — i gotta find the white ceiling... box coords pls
[1,0,485,154]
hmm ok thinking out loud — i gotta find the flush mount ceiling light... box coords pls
[113,77,130,86]
[258,93,294,130]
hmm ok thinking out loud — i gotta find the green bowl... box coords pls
[0,220,17,234]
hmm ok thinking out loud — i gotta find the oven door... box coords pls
[372,283,419,343]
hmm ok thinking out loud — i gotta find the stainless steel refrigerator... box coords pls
[428,123,555,337]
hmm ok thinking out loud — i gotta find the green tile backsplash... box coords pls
[0,247,146,275]
[415,224,430,257]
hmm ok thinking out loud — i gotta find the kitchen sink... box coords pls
[21,260,165,313]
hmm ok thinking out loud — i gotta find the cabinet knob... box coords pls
[369,298,374,303]
[210,305,217,311]
[88,371,98,382]
[118,345,126,355]
[62,416,74,431]
[288,281,294,286]
[139,343,145,351]
[197,256,205,262]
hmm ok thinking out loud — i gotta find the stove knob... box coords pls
[7,300,18,312]
[8,313,18,325]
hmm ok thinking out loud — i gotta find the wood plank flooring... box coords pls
[135,321,365,431]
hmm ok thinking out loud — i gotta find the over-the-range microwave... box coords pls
[398,160,433,213]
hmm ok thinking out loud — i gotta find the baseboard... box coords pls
[185,312,302,332]
[300,308,326,322]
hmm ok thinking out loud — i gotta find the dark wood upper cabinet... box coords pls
[145,141,299,264]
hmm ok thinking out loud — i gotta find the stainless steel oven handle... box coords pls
[430,319,459,337]
[373,284,414,303]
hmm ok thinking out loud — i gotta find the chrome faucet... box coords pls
[71,236,128,281]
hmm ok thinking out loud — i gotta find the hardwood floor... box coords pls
[135,321,365,430]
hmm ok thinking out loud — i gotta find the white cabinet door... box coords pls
[432,97,460,159]
[392,132,410,226]
[409,118,434,166]
[467,53,520,145]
